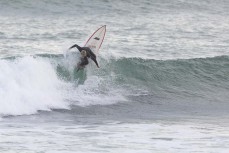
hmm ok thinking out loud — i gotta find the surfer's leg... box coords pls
[76,63,86,72]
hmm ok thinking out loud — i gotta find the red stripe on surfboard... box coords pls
[98,25,106,51]
[84,25,106,52]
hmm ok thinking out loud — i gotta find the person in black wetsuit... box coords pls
[69,44,99,69]
[76,50,88,71]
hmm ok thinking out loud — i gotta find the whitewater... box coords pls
[0,0,229,153]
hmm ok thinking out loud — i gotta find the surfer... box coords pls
[69,44,100,69]
[76,50,89,71]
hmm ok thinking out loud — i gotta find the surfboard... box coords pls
[84,25,106,54]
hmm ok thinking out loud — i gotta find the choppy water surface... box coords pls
[0,0,229,152]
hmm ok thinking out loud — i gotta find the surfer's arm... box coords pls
[69,44,82,52]
[91,57,100,68]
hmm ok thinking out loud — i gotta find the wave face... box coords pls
[108,56,229,98]
[0,55,229,116]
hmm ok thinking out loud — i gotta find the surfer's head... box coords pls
[81,50,87,57]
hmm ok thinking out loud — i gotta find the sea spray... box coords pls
[0,56,69,115]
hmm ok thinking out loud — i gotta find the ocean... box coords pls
[0,0,229,152]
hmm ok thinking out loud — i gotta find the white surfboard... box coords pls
[84,25,106,54]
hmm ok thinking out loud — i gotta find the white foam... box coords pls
[0,56,69,116]
[62,51,128,107]
[0,55,128,116]
[68,74,127,107]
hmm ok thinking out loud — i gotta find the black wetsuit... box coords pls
[76,56,89,72]
[69,44,99,68]
[79,56,89,67]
